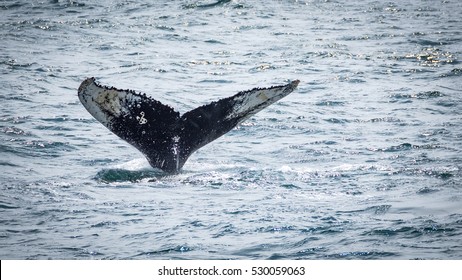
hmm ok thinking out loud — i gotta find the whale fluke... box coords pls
[78,78,299,173]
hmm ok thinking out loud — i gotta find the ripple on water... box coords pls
[94,168,163,183]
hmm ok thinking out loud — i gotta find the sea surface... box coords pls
[1,0,461,260]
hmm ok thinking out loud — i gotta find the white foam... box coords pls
[113,157,151,171]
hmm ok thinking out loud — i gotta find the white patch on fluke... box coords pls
[95,90,124,116]
[78,78,145,128]
[257,92,269,101]
[172,136,180,171]
[225,84,295,121]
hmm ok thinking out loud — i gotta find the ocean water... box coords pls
[1,0,461,260]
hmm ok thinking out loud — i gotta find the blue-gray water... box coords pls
[1,0,461,259]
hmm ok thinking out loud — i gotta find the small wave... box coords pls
[258,225,296,233]
[155,25,175,31]
[326,251,399,259]
[1,139,76,158]
[315,101,346,107]
[417,187,440,194]
[94,168,163,183]
[91,221,119,228]
[389,90,444,101]
[234,25,269,31]
[441,68,462,77]
[324,118,350,124]
[367,117,402,123]
[276,164,396,181]
[301,225,344,235]
[280,183,301,189]
[2,126,30,135]
[338,205,392,215]
[370,143,442,152]
[39,116,73,123]
[402,167,455,180]
[182,0,231,10]
[363,227,418,237]
[435,100,457,107]
[0,161,20,167]
[2,59,35,69]
[198,79,233,84]
[404,47,456,67]
[0,115,30,124]
[34,125,73,131]
[133,245,193,258]
[249,64,277,73]
[363,221,457,239]
[204,39,226,44]
[0,203,20,209]
[1,2,25,9]
[25,140,77,157]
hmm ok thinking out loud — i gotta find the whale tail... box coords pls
[78,78,299,173]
